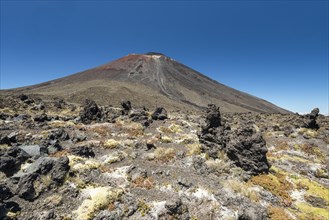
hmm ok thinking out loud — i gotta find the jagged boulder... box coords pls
[18,94,34,105]
[129,109,152,127]
[15,156,70,201]
[17,173,39,201]
[34,114,52,122]
[50,156,70,184]
[80,99,103,123]
[70,146,95,158]
[0,147,30,176]
[302,108,320,129]
[0,184,13,201]
[202,104,221,131]
[226,125,270,175]
[151,107,168,120]
[198,104,269,175]
[198,104,230,158]
[0,203,6,219]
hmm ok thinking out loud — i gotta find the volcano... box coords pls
[1,53,289,113]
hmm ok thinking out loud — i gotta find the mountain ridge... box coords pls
[1,53,290,114]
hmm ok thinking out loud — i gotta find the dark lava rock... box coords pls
[165,198,189,219]
[226,126,270,175]
[17,173,39,201]
[0,203,6,219]
[41,139,62,154]
[198,105,230,158]
[54,99,66,109]
[129,109,152,127]
[18,94,34,104]
[34,157,55,175]
[0,156,17,176]
[0,132,19,146]
[151,107,168,120]
[18,94,29,101]
[34,114,51,122]
[50,156,70,184]
[70,146,95,158]
[80,99,102,124]
[303,108,320,129]
[103,107,121,123]
[198,104,269,175]
[4,201,21,213]
[0,147,30,176]
[0,185,13,201]
[237,201,268,220]
[203,104,221,131]
[0,135,11,145]
[48,128,69,141]
[121,100,132,111]
[7,132,18,143]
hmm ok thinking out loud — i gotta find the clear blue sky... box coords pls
[1,1,328,114]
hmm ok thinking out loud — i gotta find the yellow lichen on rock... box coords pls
[295,202,329,220]
[72,187,123,220]
[292,178,329,203]
[68,155,101,172]
[103,139,121,148]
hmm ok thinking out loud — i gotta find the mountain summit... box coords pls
[2,53,289,113]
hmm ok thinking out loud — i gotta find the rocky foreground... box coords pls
[0,95,328,220]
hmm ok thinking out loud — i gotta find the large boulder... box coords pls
[0,184,13,201]
[302,108,320,129]
[80,99,102,124]
[129,109,152,127]
[202,104,221,131]
[17,173,39,201]
[50,156,70,184]
[151,107,168,120]
[198,104,269,175]
[70,146,95,158]
[226,125,270,175]
[198,104,230,158]
[18,94,34,105]
[0,147,30,176]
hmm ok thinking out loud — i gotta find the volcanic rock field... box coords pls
[0,95,328,220]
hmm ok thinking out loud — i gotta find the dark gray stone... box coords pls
[17,173,39,201]
[226,126,270,175]
[0,185,13,201]
[50,156,70,184]
[19,145,41,157]
[70,146,95,158]
[0,147,30,176]
[80,99,102,124]
[151,107,168,120]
